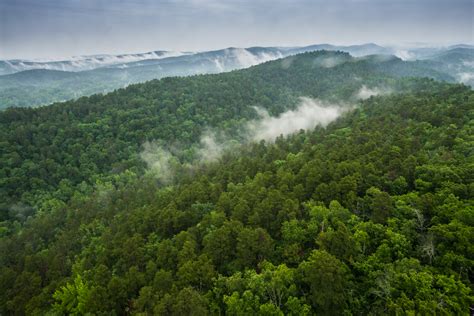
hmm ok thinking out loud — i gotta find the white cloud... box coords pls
[208,48,284,73]
[197,131,229,162]
[233,48,283,67]
[313,55,347,68]
[393,49,415,60]
[2,51,188,74]
[457,72,474,84]
[355,85,391,100]
[247,97,343,142]
[140,97,346,180]
[140,141,175,183]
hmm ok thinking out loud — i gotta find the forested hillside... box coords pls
[1,51,449,221]
[0,51,473,315]
[1,81,472,314]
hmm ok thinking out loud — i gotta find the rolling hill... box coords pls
[0,50,472,314]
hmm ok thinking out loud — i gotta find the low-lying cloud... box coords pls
[211,48,283,72]
[393,49,415,61]
[196,130,239,162]
[140,141,176,183]
[140,97,346,181]
[355,85,392,100]
[247,97,343,142]
[233,48,282,68]
[2,51,188,74]
[313,55,347,68]
[457,72,474,85]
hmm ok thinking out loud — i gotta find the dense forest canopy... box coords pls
[0,51,473,314]
[2,50,448,220]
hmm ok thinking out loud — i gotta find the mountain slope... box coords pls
[0,51,454,217]
[424,48,474,86]
[0,82,472,314]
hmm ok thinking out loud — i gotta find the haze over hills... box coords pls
[0,51,192,75]
[3,43,472,76]
[1,43,473,109]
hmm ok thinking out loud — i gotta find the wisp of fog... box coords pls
[140,97,345,182]
[247,97,342,142]
[140,141,175,183]
[356,85,392,100]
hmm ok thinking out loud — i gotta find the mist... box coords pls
[458,72,474,84]
[140,97,345,181]
[312,55,348,68]
[355,85,392,100]
[196,131,237,162]
[140,141,176,184]
[247,98,343,142]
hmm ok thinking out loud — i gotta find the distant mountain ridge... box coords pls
[0,51,190,75]
[0,43,472,109]
[3,43,471,75]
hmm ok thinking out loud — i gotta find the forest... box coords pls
[0,51,473,315]
[0,51,452,220]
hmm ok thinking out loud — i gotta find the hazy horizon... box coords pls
[1,0,473,60]
[2,41,474,62]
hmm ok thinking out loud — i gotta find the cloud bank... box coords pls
[312,55,347,68]
[0,51,188,75]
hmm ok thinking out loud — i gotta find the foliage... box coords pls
[0,52,473,314]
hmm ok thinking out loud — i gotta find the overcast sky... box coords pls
[0,0,472,59]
